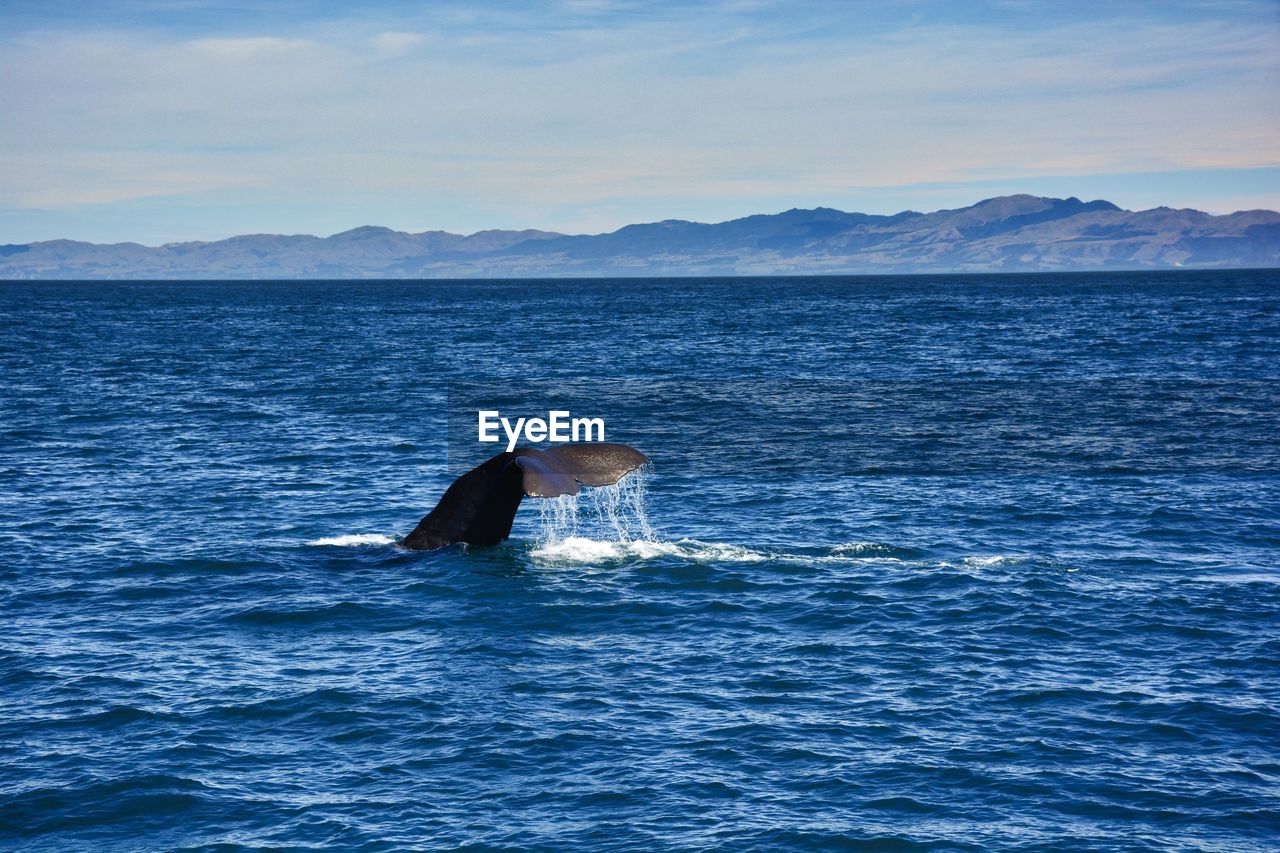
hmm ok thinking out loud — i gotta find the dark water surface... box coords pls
[2,272,1278,850]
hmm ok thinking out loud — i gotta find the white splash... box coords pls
[961,555,1025,567]
[830,541,896,556]
[527,477,922,566]
[307,533,397,547]
[530,536,770,565]
[529,470,676,564]
[536,494,583,543]
[534,469,656,547]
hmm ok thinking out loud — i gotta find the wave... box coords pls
[304,528,1035,578]
[957,554,1027,568]
[529,537,930,566]
[306,533,398,547]
[829,541,924,559]
[530,536,769,565]
[1193,571,1280,585]
[528,536,1053,575]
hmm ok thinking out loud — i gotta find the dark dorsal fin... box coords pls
[401,442,650,550]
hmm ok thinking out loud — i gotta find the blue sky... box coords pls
[2,0,1277,244]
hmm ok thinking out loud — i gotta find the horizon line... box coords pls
[8,193,1280,249]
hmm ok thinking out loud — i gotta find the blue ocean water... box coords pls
[1,272,1278,850]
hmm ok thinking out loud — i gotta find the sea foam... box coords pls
[307,533,398,547]
[530,536,770,565]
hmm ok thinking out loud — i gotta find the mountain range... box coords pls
[3,194,1278,279]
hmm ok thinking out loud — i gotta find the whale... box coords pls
[402,442,650,550]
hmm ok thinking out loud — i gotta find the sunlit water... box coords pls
[2,273,1278,850]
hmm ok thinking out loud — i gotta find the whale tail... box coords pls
[402,442,650,550]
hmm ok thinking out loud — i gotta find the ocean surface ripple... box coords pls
[1,273,1278,850]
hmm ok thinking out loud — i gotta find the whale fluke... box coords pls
[401,442,650,550]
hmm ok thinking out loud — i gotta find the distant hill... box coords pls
[3,195,1278,279]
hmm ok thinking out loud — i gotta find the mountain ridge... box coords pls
[3,194,1278,279]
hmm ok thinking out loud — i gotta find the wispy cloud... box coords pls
[188,35,311,58]
[370,31,426,56]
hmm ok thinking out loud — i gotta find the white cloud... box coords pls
[188,35,312,59]
[370,31,426,56]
